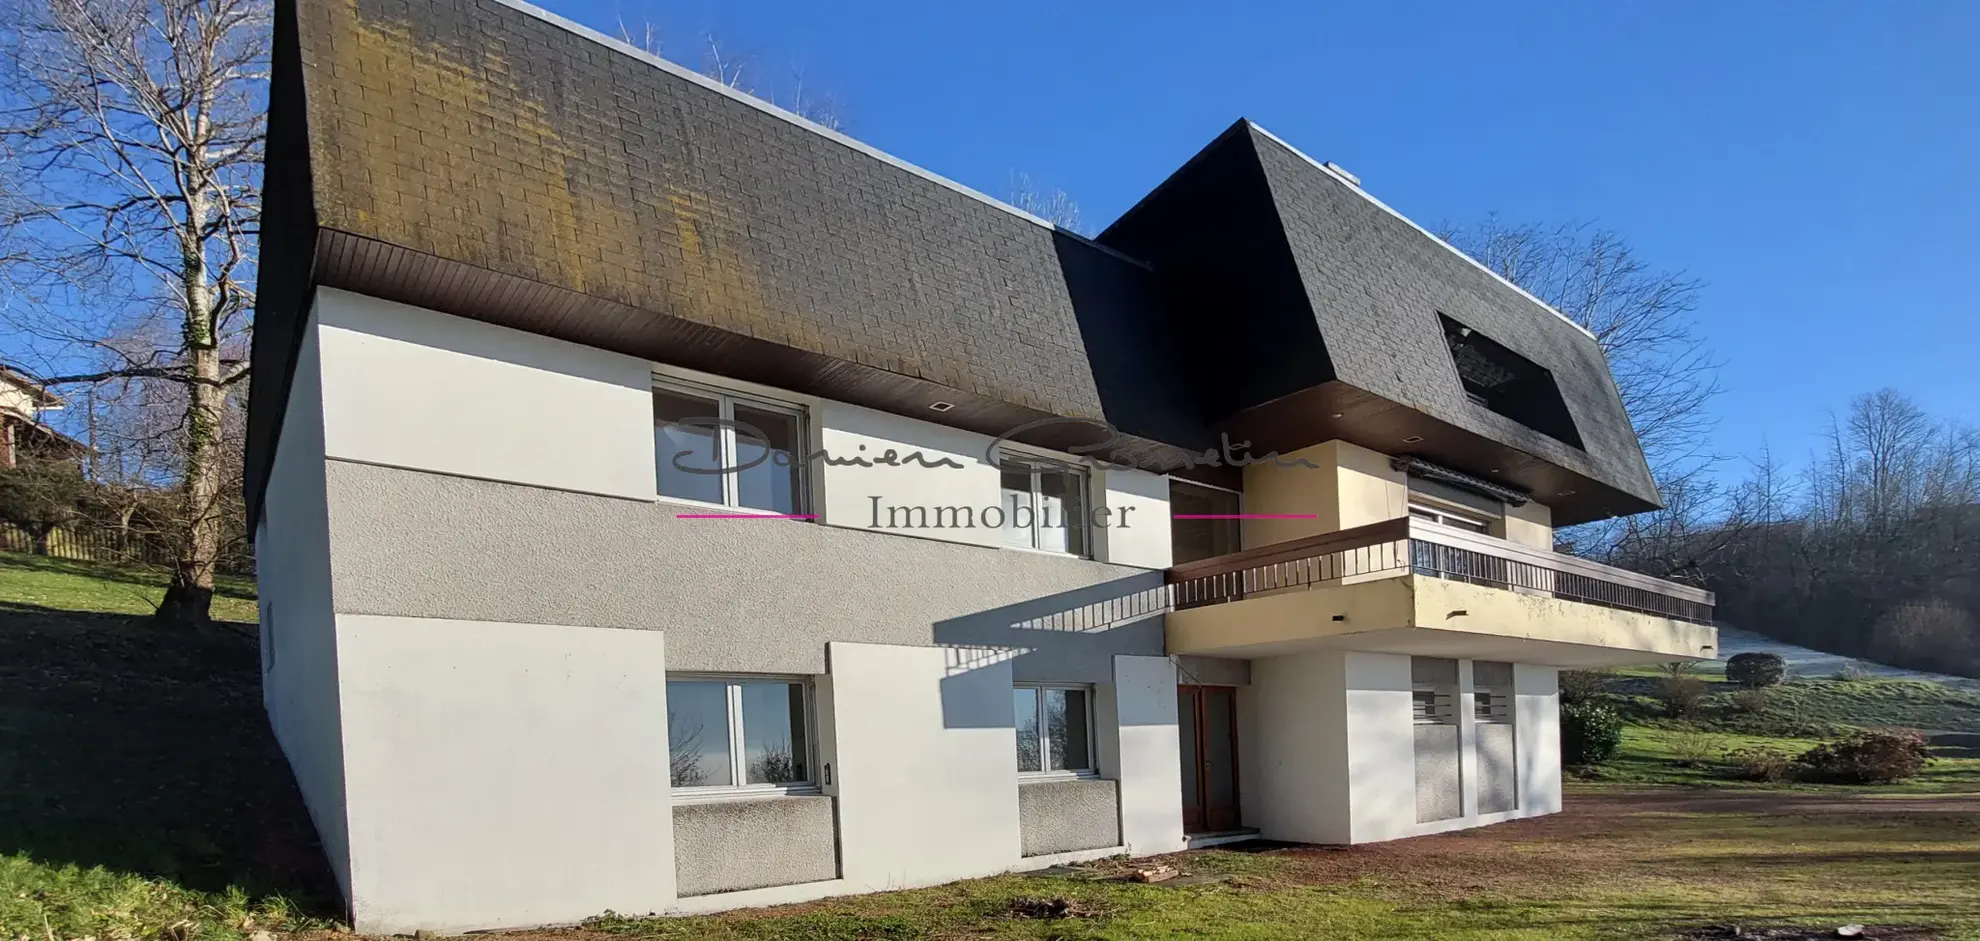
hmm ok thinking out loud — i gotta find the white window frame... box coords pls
[995,450,1091,558]
[1408,500,1493,535]
[667,673,820,802]
[652,376,810,514]
[1014,683,1099,780]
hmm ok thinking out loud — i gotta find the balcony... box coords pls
[1163,517,1717,666]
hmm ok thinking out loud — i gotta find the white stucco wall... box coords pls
[313,289,658,501]
[255,316,352,897]
[827,642,1021,890]
[1515,664,1563,816]
[1105,655,1186,854]
[313,293,1167,567]
[1343,651,1421,843]
[335,615,675,933]
[1239,650,1352,844]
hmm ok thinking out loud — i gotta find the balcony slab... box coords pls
[1167,573,1717,667]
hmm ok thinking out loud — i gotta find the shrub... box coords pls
[1558,669,1613,704]
[1723,744,1798,783]
[1561,701,1625,766]
[1796,729,1931,784]
[1726,652,1787,689]
[1729,687,1775,715]
[1657,675,1710,717]
[1833,662,1868,682]
[1666,729,1719,767]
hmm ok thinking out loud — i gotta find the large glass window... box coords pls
[998,457,1088,556]
[1170,480,1242,564]
[667,676,813,793]
[653,381,806,514]
[1013,685,1093,775]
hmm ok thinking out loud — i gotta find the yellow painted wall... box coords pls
[1240,440,1407,549]
[1497,500,1554,550]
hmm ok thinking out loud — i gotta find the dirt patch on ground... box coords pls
[1135,790,1980,899]
[1681,927,1940,940]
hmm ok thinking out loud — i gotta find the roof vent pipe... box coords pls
[1324,161,1361,187]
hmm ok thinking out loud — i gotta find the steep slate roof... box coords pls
[249,0,1658,527]
[1100,122,1661,522]
[247,0,1205,517]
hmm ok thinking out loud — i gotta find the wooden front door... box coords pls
[1177,685,1241,833]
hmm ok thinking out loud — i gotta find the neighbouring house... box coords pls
[247,0,1716,933]
[0,366,86,470]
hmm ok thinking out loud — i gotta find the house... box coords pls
[0,366,86,469]
[246,0,1716,933]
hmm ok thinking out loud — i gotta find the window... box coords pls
[1170,480,1242,565]
[998,456,1088,556]
[653,381,806,514]
[1439,314,1585,449]
[1474,661,1514,724]
[1409,502,1491,534]
[666,676,814,794]
[1013,685,1094,775]
[1411,656,1459,726]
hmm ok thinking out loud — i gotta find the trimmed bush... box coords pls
[1561,701,1625,766]
[1726,652,1787,689]
[1796,729,1931,784]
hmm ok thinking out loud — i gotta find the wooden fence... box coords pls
[0,522,254,575]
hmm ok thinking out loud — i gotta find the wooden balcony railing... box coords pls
[1165,517,1716,625]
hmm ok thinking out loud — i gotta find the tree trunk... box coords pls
[156,181,222,629]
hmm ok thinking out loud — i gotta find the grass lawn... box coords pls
[0,553,336,940]
[4,552,1978,940]
[0,551,259,623]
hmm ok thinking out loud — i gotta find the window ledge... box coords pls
[671,785,823,805]
[1018,771,1104,785]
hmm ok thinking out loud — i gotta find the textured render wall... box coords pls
[314,290,657,500]
[1476,724,1517,814]
[1413,725,1462,823]
[335,615,675,933]
[672,798,838,897]
[1239,650,1351,844]
[255,317,352,897]
[325,460,1162,678]
[1018,780,1121,857]
[827,642,1020,890]
[810,398,1171,568]
[1105,655,1188,855]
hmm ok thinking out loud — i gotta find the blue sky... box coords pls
[564,0,1977,473]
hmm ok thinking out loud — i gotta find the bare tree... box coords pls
[1008,172,1086,234]
[0,0,265,626]
[1443,216,1720,472]
[614,21,843,130]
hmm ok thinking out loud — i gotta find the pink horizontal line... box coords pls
[675,513,819,519]
[1173,514,1318,520]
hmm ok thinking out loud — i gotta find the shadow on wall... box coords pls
[0,599,342,916]
[931,570,1168,729]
